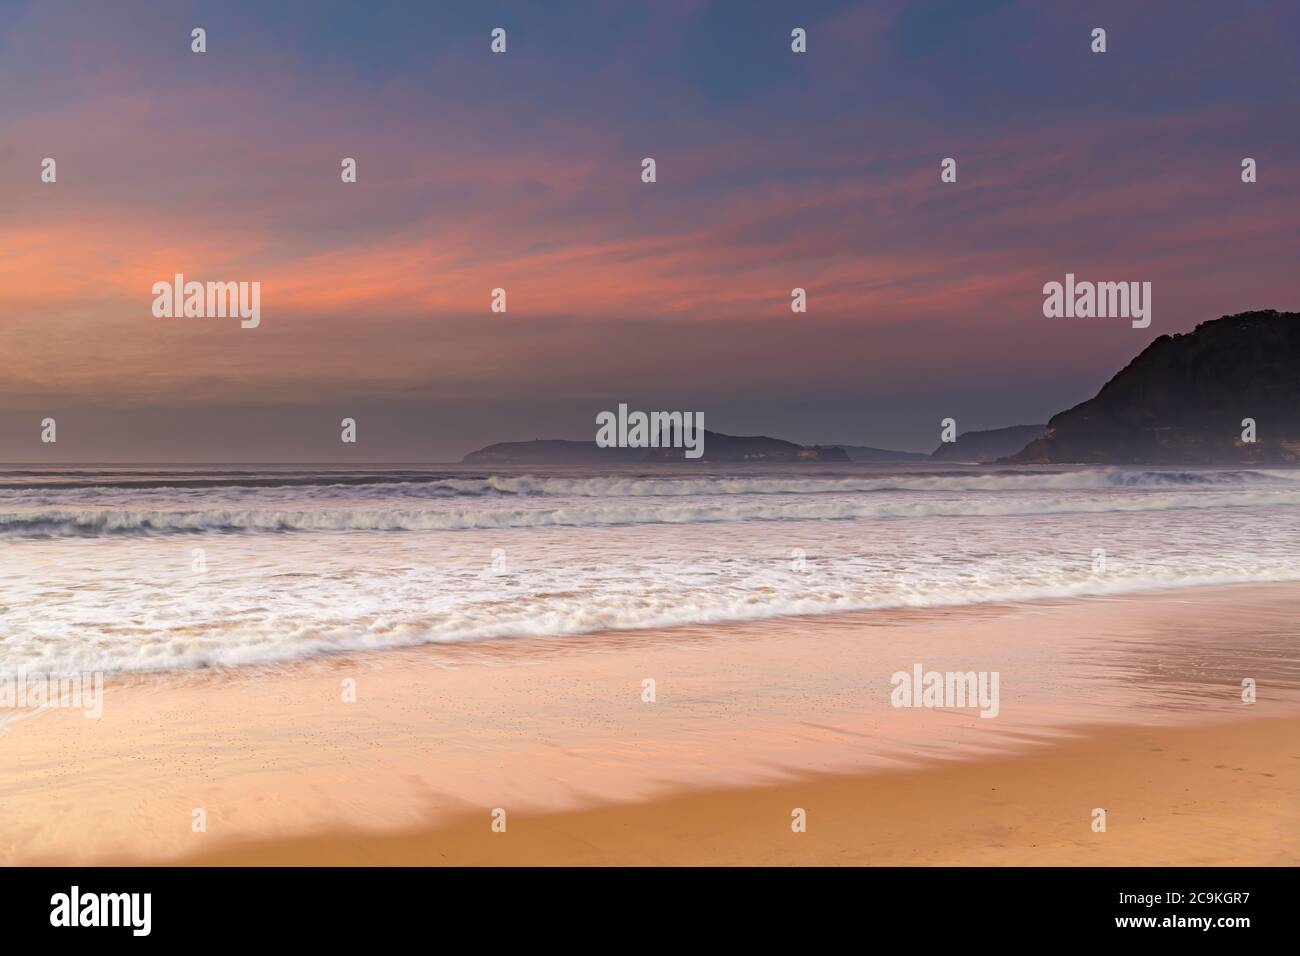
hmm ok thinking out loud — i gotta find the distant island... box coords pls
[642,431,848,462]
[931,424,1046,463]
[1011,310,1300,464]
[463,431,852,464]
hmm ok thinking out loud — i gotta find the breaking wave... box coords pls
[0,467,1293,506]
[5,486,1300,537]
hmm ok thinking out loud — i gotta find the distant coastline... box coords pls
[464,311,1300,467]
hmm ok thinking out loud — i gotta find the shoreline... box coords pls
[11,577,1298,686]
[3,582,1299,866]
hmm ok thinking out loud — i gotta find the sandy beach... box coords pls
[3,583,1298,866]
[178,716,1300,866]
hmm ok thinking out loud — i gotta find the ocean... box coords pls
[3,463,1299,675]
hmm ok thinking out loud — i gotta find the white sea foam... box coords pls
[5,551,1300,675]
[2,465,1298,673]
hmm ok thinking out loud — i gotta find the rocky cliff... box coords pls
[1011,310,1300,464]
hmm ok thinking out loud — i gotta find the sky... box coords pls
[2,0,1298,461]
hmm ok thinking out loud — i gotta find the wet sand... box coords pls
[2,584,1298,865]
[176,716,1300,866]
